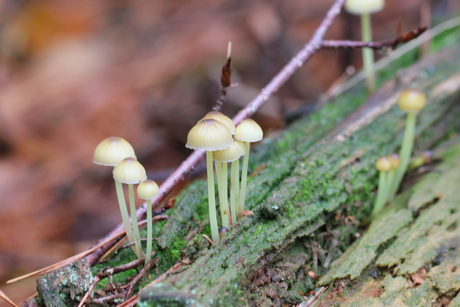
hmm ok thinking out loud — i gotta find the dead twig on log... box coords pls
[321,26,427,50]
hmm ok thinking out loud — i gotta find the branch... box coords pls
[84,0,346,265]
[321,27,427,50]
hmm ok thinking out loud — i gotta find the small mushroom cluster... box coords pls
[372,88,426,217]
[93,137,159,264]
[186,112,263,242]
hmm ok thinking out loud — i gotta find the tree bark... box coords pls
[137,45,460,306]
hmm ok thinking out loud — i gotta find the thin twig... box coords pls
[125,258,159,299]
[91,293,125,304]
[116,260,192,306]
[321,26,427,50]
[78,258,145,307]
[0,291,18,307]
[84,0,346,266]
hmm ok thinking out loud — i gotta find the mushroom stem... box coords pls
[206,151,219,242]
[145,198,153,265]
[372,170,389,217]
[230,159,240,226]
[238,142,250,219]
[128,184,143,258]
[114,180,138,255]
[389,112,416,199]
[215,161,230,229]
[360,13,375,92]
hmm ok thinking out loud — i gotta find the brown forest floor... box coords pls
[0,0,459,304]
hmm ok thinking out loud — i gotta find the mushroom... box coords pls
[92,137,137,254]
[218,227,229,239]
[113,157,147,259]
[137,179,159,266]
[344,0,384,92]
[385,153,400,200]
[213,140,245,227]
[186,118,233,242]
[202,111,237,227]
[234,119,263,219]
[371,156,392,217]
[389,88,426,199]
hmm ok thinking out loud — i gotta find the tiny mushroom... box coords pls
[234,119,263,219]
[389,88,426,199]
[137,179,159,266]
[213,140,245,228]
[372,156,392,217]
[113,157,147,259]
[186,118,233,242]
[386,153,400,198]
[344,0,385,92]
[93,137,137,255]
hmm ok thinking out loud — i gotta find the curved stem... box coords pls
[238,142,250,219]
[372,171,389,217]
[390,112,416,199]
[145,199,153,266]
[128,184,143,259]
[216,162,230,228]
[361,13,375,92]
[206,151,219,242]
[114,180,136,252]
[230,159,240,226]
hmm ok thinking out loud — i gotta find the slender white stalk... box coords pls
[145,199,153,266]
[206,151,219,242]
[128,184,143,258]
[216,162,230,228]
[389,113,416,199]
[361,13,375,92]
[372,171,389,217]
[238,142,250,219]
[114,180,137,254]
[230,159,240,225]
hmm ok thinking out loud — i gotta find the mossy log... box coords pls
[33,41,460,306]
[135,44,460,306]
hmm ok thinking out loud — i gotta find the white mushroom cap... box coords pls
[202,111,236,135]
[93,137,136,166]
[213,140,245,162]
[137,180,159,200]
[186,119,233,151]
[345,0,384,15]
[113,158,147,184]
[234,119,263,143]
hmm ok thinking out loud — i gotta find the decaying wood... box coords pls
[131,45,460,306]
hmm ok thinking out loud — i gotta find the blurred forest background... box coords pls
[0,0,458,303]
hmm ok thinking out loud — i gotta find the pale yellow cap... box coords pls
[186,119,233,151]
[397,88,426,113]
[235,119,263,142]
[137,180,159,199]
[113,158,147,184]
[93,137,136,166]
[376,157,391,172]
[345,0,384,15]
[202,111,235,135]
[213,140,245,162]
[387,154,400,170]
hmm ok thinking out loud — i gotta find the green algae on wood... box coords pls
[37,259,93,307]
[318,208,412,285]
[139,45,460,306]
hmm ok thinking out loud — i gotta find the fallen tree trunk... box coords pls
[135,44,460,306]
